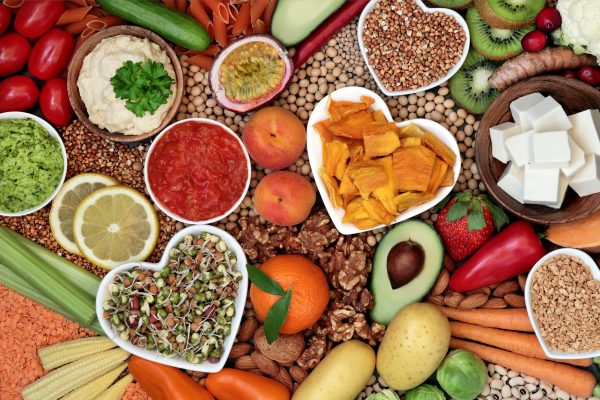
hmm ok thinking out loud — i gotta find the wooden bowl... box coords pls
[67,25,184,143]
[477,76,600,224]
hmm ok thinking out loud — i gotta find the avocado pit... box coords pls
[387,240,425,289]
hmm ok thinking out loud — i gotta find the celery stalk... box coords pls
[0,228,96,325]
[95,373,134,400]
[0,264,104,335]
[1,227,100,297]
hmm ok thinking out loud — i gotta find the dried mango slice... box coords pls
[394,192,436,213]
[441,167,455,187]
[319,168,343,208]
[328,111,374,139]
[427,158,449,194]
[423,131,456,166]
[339,169,359,196]
[397,123,426,138]
[364,131,400,157]
[372,109,388,123]
[342,198,382,229]
[372,156,397,215]
[328,96,375,122]
[400,137,422,147]
[323,140,349,180]
[392,146,436,192]
[342,194,359,208]
[314,119,334,143]
[348,142,365,162]
[369,122,399,137]
[362,197,395,225]
[348,160,387,199]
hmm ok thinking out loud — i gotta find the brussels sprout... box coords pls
[436,349,487,400]
[366,389,401,400]
[405,384,445,400]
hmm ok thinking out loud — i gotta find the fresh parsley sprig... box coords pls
[110,60,174,118]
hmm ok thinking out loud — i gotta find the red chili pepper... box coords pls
[449,221,546,292]
[293,0,370,68]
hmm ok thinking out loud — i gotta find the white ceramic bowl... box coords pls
[357,0,470,96]
[96,224,248,372]
[144,118,251,225]
[525,248,600,359]
[306,86,460,235]
[0,112,67,217]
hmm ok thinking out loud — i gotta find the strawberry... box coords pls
[435,192,509,261]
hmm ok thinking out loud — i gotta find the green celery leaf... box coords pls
[246,264,285,296]
[264,289,292,344]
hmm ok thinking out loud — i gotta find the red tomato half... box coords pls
[0,4,11,35]
[40,78,73,126]
[14,0,64,39]
[28,28,73,81]
[0,33,31,77]
[0,75,39,112]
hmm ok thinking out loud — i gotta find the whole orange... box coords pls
[250,255,330,334]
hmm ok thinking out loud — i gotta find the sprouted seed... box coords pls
[103,233,242,364]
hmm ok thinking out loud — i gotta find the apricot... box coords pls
[254,171,316,226]
[242,106,306,170]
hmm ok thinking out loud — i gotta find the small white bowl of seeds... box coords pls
[357,0,470,96]
[525,248,600,359]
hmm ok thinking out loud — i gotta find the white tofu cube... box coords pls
[510,92,545,129]
[561,138,586,178]
[521,96,572,133]
[505,130,533,167]
[569,154,600,197]
[547,175,569,209]
[497,162,525,204]
[490,122,521,164]
[567,109,600,155]
[530,131,571,168]
[524,166,560,205]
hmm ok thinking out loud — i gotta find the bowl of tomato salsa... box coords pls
[145,118,251,224]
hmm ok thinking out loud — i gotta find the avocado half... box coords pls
[370,220,444,325]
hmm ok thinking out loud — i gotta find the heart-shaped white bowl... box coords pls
[525,248,600,359]
[357,0,470,96]
[96,224,248,372]
[306,86,460,235]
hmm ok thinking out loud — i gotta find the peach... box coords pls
[254,171,316,226]
[242,106,306,170]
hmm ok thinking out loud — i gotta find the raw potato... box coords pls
[376,303,450,390]
[292,340,376,400]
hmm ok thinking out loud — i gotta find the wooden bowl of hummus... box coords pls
[67,25,184,143]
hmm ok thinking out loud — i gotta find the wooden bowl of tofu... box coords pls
[477,76,600,224]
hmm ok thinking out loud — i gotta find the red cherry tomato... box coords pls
[40,78,73,126]
[578,66,600,86]
[0,75,39,112]
[14,0,64,39]
[521,30,547,53]
[0,33,31,77]
[535,7,561,33]
[28,28,74,81]
[0,4,11,35]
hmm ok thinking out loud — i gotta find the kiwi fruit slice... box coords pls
[449,48,501,114]
[428,0,473,9]
[474,0,544,29]
[467,7,533,60]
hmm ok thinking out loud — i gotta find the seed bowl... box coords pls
[96,224,248,372]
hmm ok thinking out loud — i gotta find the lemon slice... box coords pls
[73,186,159,269]
[50,173,119,255]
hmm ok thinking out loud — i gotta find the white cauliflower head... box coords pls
[556,0,600,64]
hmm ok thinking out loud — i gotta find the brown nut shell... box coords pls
[254,326,305,364]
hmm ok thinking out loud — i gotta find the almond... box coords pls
[504,293,525,308]
[237,317,259,343]
[444,292,465,308]
[458,293,488,309]
[426,295,445,306]
[234,355,256,370]
[493,280,520,298]
[251,350,279,377]
[518,274,527,291]
[444,254,455,272]
[467,287,491,296]
[254,326,305,364]
[482,298,507,309]
[275,366,294,390]
[289,365,309,384]
[229,342,252,360]
[431,269,450,296]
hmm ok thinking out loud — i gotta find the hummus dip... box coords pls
[78,35,176,136]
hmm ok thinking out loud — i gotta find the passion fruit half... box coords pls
[210,34,293,113]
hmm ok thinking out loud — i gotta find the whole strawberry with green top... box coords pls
[435,192,509,261]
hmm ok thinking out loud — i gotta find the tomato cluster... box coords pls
[0,1,73,126]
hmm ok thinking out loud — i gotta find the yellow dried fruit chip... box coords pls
[441,167,455,187]
[339,170,359,196]
[327,96,374,122]
[314,119,334,143]
[349,160,388,199]
[394,192,436,213]
[392,146,436,192]
[423,131,456,166]
[362,198,395,225]
[372,109,388,123]
[328,111,374,139]
[323,140,349,180]
[397,123,426,138]
[400,137,422,147]
[364,131,400,157]
[319,168,343,208]
[372,156,397,215]
[427,158,449,194]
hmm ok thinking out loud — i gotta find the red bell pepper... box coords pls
[449,220,546,292]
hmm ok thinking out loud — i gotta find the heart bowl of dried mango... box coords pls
[307,87,460,235]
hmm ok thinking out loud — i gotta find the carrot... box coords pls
[450,322,592,367]
[450,338,598,397]
[437,306,533,332]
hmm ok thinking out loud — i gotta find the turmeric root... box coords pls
[489,47,597,90]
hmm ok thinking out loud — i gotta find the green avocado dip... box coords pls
[0,118,64,213]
